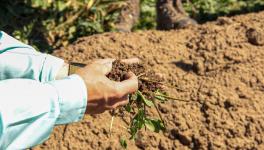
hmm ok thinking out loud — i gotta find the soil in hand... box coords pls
[107,60,164,98]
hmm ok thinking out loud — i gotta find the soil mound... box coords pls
[34,11,264,150]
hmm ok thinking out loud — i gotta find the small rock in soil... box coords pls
[216,17,233,25]
[246,28,264,46]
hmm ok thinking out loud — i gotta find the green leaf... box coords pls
[125,104,132,112]
[154,90,167,102]
[120,137,127,149]
[153,119,166,132]
[129,109,145,139]
[144,118,165,132]
[137,91,154,107]
[155,95,166,102]
[144,98,154,107]
[144,119,155,132]
[129,126,138,139]
[57,1,67,11]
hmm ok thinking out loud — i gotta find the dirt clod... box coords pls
[246,28,264,46]
[107,60,164,97]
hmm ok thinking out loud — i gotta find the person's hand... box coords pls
[75,59,139,114]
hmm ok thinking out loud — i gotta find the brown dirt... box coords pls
[34,11,264,150]
[107,60,163,97]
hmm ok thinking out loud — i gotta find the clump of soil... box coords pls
[107,60,164,97]
[246,28,264,46]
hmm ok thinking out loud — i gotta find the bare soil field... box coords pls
[34,11,264,150]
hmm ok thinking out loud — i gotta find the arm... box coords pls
[0,59,138,149]
[0,75,87,149]
[0,31,65,82]
[0,30,139,148]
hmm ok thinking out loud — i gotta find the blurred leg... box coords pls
[156,0,197,30]
[116,0,140,32]
[174,0,187,15]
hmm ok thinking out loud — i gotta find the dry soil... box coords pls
[34,11,264,150]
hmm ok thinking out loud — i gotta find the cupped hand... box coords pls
[75,59,139,114]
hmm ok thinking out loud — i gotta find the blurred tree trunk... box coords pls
[116,0,140,32]
[156,0,197,30]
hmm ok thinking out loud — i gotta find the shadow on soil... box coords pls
[172,61,194,72]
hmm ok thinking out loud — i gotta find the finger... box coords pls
[115,72,138,96]
[93,58,115,65]
[92,59,115,75]
[112,97,129,108]
[108,95,129,109]
[120,58,141,64]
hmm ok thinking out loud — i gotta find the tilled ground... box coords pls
[34,11,264,150]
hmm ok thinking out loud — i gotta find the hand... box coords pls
[75,59,139,114]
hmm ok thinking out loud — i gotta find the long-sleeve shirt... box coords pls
[0,31,87,149]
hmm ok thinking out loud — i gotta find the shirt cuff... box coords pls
[40,54,64,82]
[48,75,87,124]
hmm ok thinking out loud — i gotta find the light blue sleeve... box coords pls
[0,31,64,82]
[0,31,88,149]
[0,75,87,149]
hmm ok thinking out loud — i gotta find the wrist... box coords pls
[68,62,87,75]
[55,62,87,80]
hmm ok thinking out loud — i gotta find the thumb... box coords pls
[115,71,138,96]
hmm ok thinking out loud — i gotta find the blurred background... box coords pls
[0,0,263,53]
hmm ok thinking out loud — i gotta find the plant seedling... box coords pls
[70,60,189,148]
[107,60,179,147]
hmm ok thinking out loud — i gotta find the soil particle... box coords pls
[216,17,234,25]
[193,60,205,75]
[246,28,264,46]
[34,11,264,150]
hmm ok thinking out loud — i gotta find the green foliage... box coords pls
[120,137,127,149]
[0,0,125,52]
[134,0,264,30]
[130,108,146,139]
[125,90,167,141]
[154,90,167,103]
[134,0,156,30]
[137,91,154,107]
[184,0,264,22]
[118,88,170,148]
[144,118,165,132]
